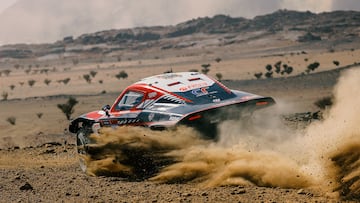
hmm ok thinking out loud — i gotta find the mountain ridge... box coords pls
[1,9,359,59]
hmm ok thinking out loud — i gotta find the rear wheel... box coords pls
[192,123,218,140]
[76,128,92,172]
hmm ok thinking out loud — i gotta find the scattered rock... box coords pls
[201,192,208,196]
[182,193,192,197]
[20,182,33,191]
[231,189,246,195]
[297,189,306,195]
[41,149,55,154]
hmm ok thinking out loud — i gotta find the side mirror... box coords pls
[102,105,111,117]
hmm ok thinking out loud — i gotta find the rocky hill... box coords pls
[1,10,359,59]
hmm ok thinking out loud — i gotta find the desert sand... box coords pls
[1,37,360,202]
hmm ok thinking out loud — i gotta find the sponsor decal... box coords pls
[148,113,155,121]
[179,82,208,92]
[191,87,209,97]
[169,115,181,121]
[97,111,106,115]
[212,98,221,103]
[148,92,157,98]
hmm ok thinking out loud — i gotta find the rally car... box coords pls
[69,72,275,162]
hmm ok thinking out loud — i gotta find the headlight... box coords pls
[92,123,101,134]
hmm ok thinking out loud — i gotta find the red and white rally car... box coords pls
[69,72,275,150]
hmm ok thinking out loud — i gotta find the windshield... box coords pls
[115,91,144,110]
[174,83,235,105]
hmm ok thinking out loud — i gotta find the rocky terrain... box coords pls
[1,9,360,203]
[0,10,360,59]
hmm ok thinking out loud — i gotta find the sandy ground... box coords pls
[1,43,360,202]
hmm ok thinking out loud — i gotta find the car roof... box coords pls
[134,72,215,93]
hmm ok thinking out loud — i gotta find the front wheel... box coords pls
[76,128,92,172]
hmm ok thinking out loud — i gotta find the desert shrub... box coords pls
[215,57,222,63]
[28,80,36,87]
[19,82,24,86]
[215,73,223,81]
[115,70,128,79]
[274,61,281,74]
[72,58,79,65]
[14,64,20,69]
[9,85,15,90]
[265,64,272,72]
[32,70,39,75]
[265,71,273,78]
[6,117,16,125]
[36,113,43,119]
[57,97,78,120]
[83,74,91,83]
[25,69,31,74]
[2,92,8,101]
[117,56,121,62]
[62,78,71,85]
[164,69,173,74]
[201,64,211,75]
[307,62,320,72]
[284,66,293,74]
[40,69,49,74]
[3,69,11,76]
[98,80,103,84]
[189,69,198,72]
[333,60,340,66]
[44,79,51,86]
[90,71,97,78]
[254,72,263,79]
[314,96,333,110]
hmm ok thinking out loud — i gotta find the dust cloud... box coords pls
[83,68,360,199]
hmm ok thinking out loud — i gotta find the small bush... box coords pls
[265,71,273,78]
[215,73,223,81]
[274,61,281,74]
[90,71,97,78]
[307,62,320,72]
[254,72,263,79]
[62,78,71,85]
[72,58,79,65]
[333,61,340,66]
[3,69,11,76]
[265,64,272,72]
[189,69,198,72]
[2,92,8,100]
[9,85,15,90]
[6,117,16,125]
[314,96,333,110]
[201,64,211,75]
[215,57,222,63]
[57,97,78,120]
[28,80,36,87]
[115,71,128,79]
[83,74,91,83]
[36,113,43,119]
[44,79,51,86]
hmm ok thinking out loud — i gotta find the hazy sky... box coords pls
[0,0,359,45]
[0,0,16,13]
